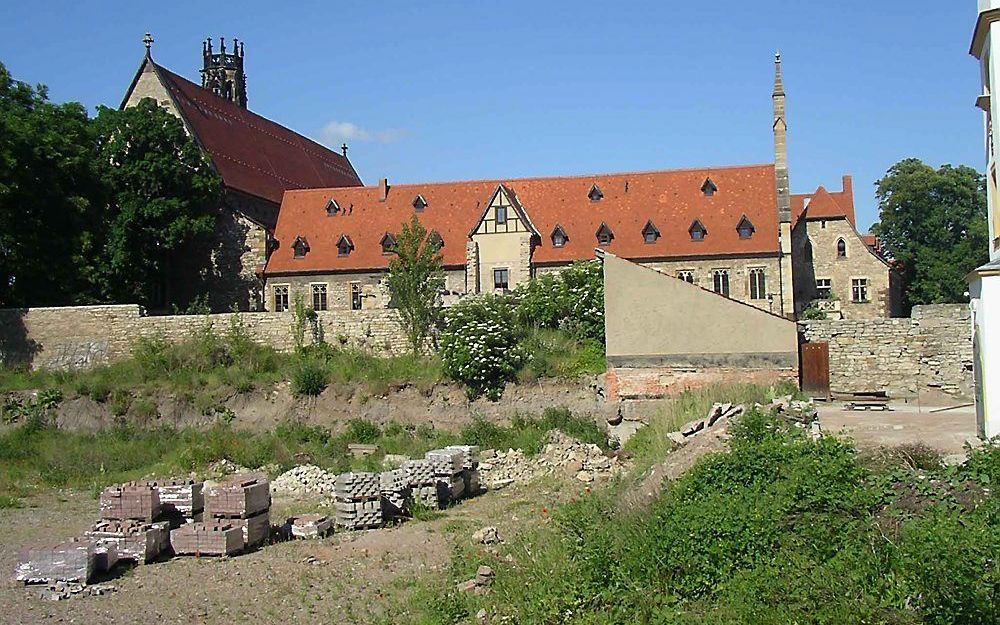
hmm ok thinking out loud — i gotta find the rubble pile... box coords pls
[288,514,333,539]
[478,432,620,489]
[667,397,821,447]
[271,464,339,498]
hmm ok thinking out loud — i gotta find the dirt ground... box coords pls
[0,478,579,625]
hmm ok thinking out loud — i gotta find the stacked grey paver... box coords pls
[334,472,383,530]
[402,459,444,509]
[379,469,410,519]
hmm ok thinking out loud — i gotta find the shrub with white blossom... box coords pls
[440,295,528,400]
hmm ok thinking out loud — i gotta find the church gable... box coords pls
[471,184,540,236]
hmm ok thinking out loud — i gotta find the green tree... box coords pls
[873,158,989,311]
[91,98,221,308]
[0,61,100,307]
[385,214,445,354]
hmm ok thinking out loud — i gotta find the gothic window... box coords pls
[701,178,718,197]
[689,219,707,241]
[736,216,755,239]
[642,220,660,244]
[596,223,614,246]
[588,184,604,202]
[551,225,568,248]
[273,285,290,312]
[677,270,695,284]
[350,282,363,310]
[428,230,444,250]
[337,234,354,257]
[292,236,310,258]
[748,268,766,300]
[326,198,341,216]
[816,278,832,299]
[381,233,397,255]
[851,278,869,303]
[496,204,507,224]
[837,238,847,258]
[713,269,730,297]
[413,194,428,212]
[493,268,509,291]
[311,284,328,311]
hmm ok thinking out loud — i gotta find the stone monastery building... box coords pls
[122,38,896,320]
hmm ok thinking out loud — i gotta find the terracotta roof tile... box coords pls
[792,175,856,228]
[266,164,780,275]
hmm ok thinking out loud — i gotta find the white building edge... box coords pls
[970,0,1000,438]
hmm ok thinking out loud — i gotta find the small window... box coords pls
[551,226,568,248]
[712,269,730,297]
[325,198,340,216]
[689,220,707,241]
[273,285,290,312]
[413,194,428,212]
[337,234,354,257]
[381,232,397,255]
[837,238,847,258]
[748,268,766,300]
[496,204,507,224]
[851,278,869,303]
[292,236,310,259]
[493,268,509,291]
[736,216,755,239]
[596,223,614,246]
[816,278,832,299]
[350,282,363,310]
[311,284,328,311]
[642,220,660,244]
[701,178,718,197]
[588,183,604,202]
[677,270,695,284]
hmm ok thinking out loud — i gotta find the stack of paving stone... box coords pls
[138,478,204,528]
[15,539,98,584]
[203,472,271,549]
[169,521,244,556]
[288,514,333,539]
[378,468,410,519]
[99,483,161,522]
[334,472,383,530]
[446,445,482,496]
[85,519,169,564]
[426,448,466,503]
[402,458,443,509]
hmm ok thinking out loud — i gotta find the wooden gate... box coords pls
[800,342,830,399]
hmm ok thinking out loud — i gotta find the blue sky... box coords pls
[0,0,983,230]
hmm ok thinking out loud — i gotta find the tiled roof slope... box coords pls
[266,164,779,275]
[142,61,362,207]
[792,175,856,227]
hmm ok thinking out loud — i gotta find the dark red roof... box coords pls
[266,164,780,275]
[131,59,362,215]
[792,175,856,227]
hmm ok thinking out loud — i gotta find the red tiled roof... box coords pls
[266,164,780,275]
[133,60,362,215]
[792,175,856,227]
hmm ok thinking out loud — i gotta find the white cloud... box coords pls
[319,120,408,145]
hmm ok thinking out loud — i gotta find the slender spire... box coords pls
[772,51,791,223]
[143,33,154,58]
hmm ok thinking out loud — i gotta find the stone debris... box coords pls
[478,431,620,489]
[458,564,495,594]
[204,459,249,478]
[667,402,745,445]
[472,526,501,545]
[16,540,97,584]
[288,514,333,539]
[769,396,820,424]
[272,464,338,498]
[668,398,820,448]
[99,483,161,522]
[169,521,244,556]
[86,520,169,564]
[37,581,117,601]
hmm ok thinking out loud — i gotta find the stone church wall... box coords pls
[0,304,411,371]
[799,304,973,399]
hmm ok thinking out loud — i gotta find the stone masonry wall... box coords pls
[799,303,973,398]
[0,304,411,371]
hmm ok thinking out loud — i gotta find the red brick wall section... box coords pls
[606,366,798,401]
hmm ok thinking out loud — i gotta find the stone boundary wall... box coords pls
[0,305,410,371]
[799,304,973,399]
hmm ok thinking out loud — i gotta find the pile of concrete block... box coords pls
[169,521,244,556]
[203,473,271,549]
[334,472,383,530]
[15,540,99,584]
[288,514,333,539]
[427,448,466,502]
[85,519,169,564]
[99,483,161,522]
[379,468,410,519]
[446,445,482,496]
[402,459,444,509]
[138,478,204,527]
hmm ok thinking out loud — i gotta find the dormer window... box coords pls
[336,234,354,257]
[325,198,340,216]
[596,222,614,246]
[689,220,707,241]
[701,178,718,197]
[736,215,755,239]
[551,225,568,248]
[292,236,310,259]
[588,184,604,202]
[642,220,660,244]
[413,194,428,212]
[428,230,443,250]
[380,232,397,255]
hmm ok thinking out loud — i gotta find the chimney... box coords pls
[841,175,853,198]
[378,177,389,202]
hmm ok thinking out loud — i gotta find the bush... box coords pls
[290,358,328,396]
[343,418,382,444]
[440,295,528,400]
[514,260,604,342]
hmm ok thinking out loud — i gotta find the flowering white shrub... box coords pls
[440,295,528,400]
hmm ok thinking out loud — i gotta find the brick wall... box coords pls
[799,303,973,398]
[0,305,412,370]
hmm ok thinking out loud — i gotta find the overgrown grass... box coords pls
[418,410,1000,625]
[518,328,606,381]
[459,407,608,456]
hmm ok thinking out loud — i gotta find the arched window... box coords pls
[836,238,847,258]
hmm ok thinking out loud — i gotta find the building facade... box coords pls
[120,36,363,312]
[970,1,1000,438]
